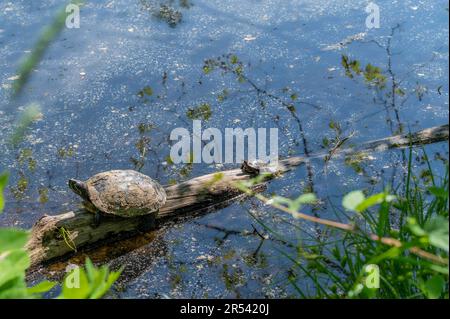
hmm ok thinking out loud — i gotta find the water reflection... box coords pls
[1,0,448,298]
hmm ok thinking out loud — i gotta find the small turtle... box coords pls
[240,160,279,176]
[68,170,166,227]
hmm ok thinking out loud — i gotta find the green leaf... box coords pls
[408,217,449,252]
[428,186,448,199]
[26,280,56,295]
[370,246,402,264]
[0,228,29,253]
[0,250,30,288]
[408,218,426,237]
[429,264,449,275]
[342,191,365,211]
[271,196,293,207]
[0,276,27,299]
[420,275,445,299]
[0,172,8,213]
[424,217,449,252]
[355,193,396,212]
[60,266,90,299]
[356,193,384,212]
[295,193,317,205]
[89,266,121,299]
[59,259,121,299]
[271,194,317,213]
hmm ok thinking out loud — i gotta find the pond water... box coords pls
[0,0,448,298]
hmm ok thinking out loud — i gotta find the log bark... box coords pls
[26,124,449,266]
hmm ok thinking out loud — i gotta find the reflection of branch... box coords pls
[361,25,404,135]
[243,73,321,111]
[193,221,268,241]
[251,224,267,240]
[357,26,411,188]
[194,222,252,238]
[193,220,299,251]
[386,24,403,134]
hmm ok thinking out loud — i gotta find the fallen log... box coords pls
[278,124,449,169]
[26,174,266,267]
[26,124,449,266]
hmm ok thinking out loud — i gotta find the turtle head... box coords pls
[68,179,89,201]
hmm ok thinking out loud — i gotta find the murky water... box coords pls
[0,0,448,298]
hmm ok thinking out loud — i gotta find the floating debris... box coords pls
[243,34,257,41]
[322,32,367,51]
[7,75,20,81]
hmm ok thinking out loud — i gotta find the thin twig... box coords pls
[235,184,448,266]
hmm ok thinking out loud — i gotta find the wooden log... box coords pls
[26,173,266,267]
[26,124,448,266]
[278,124,449,170]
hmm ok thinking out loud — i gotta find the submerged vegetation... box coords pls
[140,0,192,27]
[341,55,387,89]
[186,103,212,121]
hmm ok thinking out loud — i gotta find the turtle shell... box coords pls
[85,170,166,217]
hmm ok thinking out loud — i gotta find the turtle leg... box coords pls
[93,211,102,228]
[83,201,102,228]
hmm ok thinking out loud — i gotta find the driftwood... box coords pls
[26,124,449,266]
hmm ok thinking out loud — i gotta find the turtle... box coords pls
[68,170,166,227]
[240,160,279,176]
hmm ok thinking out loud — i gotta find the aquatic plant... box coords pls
[236,149,449,298]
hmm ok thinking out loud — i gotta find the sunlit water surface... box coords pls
[0,0,448,298]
